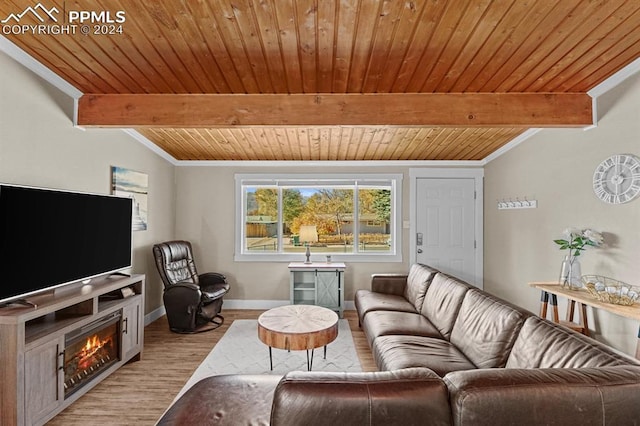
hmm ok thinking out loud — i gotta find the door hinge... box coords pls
[474,190,477,200]
[474,240,477,249]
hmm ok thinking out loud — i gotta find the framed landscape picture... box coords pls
[111,166,148,231]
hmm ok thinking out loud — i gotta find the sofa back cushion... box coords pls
[420,273,472,340]
[450,289,528,368]
[506,316,639,368]
[270,368,451,426]
[404,264,438,311]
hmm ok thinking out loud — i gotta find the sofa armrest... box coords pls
[157,375,281,425]
[444,366,640,425]
[271,368,451,426]
[370,274,408,296]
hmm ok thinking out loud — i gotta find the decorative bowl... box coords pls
[581,275,639,306]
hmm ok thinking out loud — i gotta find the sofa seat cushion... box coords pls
[404,263,438,311]
[420,273,473,340]
[506,316,640,369]
[362,310,443,347]
[355,289,417,324]
[449,289,529,369]
[156,374,281,425]
[271,368,452,426]
[444,366,640,426]
[373,335,476,376]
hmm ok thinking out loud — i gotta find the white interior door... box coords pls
[415,178,478,286]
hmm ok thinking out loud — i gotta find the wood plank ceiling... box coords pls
[2,0,640,161]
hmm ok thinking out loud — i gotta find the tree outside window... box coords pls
[242,179,395,256]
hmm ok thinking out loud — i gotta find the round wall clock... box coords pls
[592,154,640,204]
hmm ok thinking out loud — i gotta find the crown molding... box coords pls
[585,57,640,130]
[175,159,485,167]
[587,57,640,99]
[0,35,82,99]
[481,129,543,165]
[121,129,179,165]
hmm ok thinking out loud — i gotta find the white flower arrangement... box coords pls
[554,228,604,257]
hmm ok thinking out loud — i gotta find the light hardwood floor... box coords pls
[47,309,376,425]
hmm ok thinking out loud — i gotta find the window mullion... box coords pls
[242,186,248,253]
[353,183,359,254]
[278,187,283,254]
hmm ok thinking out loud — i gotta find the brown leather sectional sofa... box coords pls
[157,263,640,425]
[356,264,640,424]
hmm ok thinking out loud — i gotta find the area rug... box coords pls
[174,319,362,401]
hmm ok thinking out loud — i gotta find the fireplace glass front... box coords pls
[63,311,121,398]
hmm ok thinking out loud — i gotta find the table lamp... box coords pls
[299,225,318,264]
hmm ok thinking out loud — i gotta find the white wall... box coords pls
[484,72,640,356]
[0,51,176,315]
[174,165,412,304]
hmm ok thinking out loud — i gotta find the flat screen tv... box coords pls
[0,184,133,305]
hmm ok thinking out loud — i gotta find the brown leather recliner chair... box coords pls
[152,240,229,333]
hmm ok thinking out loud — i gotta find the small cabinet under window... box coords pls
[289,262,345,318]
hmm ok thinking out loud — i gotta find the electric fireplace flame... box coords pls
[64,314,121,398]
[78,334,112,368]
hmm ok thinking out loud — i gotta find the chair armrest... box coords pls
[199,273,230,300]
[165,281,201,293]
[199,272,227,285]
[371,274,408,296]
[163,282,202,312]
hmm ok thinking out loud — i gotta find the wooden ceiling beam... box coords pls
[77,93,592,127]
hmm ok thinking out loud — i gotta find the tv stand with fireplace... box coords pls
[0,274,145,426]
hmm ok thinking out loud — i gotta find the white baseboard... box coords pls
[145,305,166,326]
[145,300,355,324]
[224,299,356,310]
[222,299,290,309]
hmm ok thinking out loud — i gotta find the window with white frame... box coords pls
[235,174,402,262]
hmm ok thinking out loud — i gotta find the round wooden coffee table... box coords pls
[258,305,339,371]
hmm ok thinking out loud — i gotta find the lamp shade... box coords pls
[299,225,318,243]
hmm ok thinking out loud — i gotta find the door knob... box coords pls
[417,249,423,253]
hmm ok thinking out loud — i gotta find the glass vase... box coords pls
[560,255,582,290]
